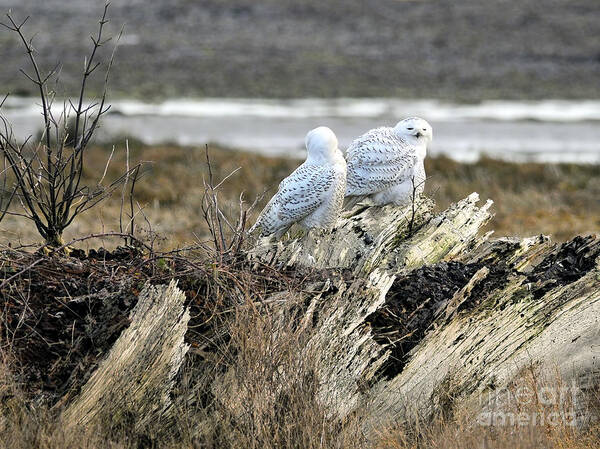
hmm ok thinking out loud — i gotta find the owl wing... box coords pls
[252,163,338,235]
[345,127,417,196]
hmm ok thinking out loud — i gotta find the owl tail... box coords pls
[343,195,368,210]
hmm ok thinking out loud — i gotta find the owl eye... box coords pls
[407,127,414,130]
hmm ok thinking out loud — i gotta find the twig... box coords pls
[408,175,427,236]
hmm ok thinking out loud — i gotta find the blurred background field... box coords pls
[1,0,599,101]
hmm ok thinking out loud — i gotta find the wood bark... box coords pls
[61,280,190,431]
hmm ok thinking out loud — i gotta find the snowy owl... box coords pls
[345,117,432,207]
[250,126,347,238]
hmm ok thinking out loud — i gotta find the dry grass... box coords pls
[0,289,366,449]
[375,363,600,449]
[0,141,295,249]
[180,300,366,449]
[1,306,599,448]
[1,142,598,249]
[426,156,600,241]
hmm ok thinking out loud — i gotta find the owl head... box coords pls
[394,117,433,144]
[305,126,339,156]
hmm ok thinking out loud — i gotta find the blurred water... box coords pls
[3,97,600,163]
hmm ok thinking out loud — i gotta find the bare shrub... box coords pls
[0,129,18,224]
[0,4,139,248]
[198,145,251,261]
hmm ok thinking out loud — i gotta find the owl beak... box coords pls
[415,131,423,138]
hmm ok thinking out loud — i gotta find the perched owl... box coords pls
[250,126,347,238]
[345,117,432,206]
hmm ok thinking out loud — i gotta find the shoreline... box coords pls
[3,96,600,165]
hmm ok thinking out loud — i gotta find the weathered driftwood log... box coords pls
[365,234,600,430]
[249,194,600,431]
[246,194,495,416]
[58,192,599,437]
[61,281,190,431]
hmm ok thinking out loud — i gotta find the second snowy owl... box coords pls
[250,126,347,238]
[345,117,432,206]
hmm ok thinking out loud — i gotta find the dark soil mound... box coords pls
[0,245,313,403]
[1,247,144,401]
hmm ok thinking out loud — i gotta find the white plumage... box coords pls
[345,117,432,206]
[251,126,347,238]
